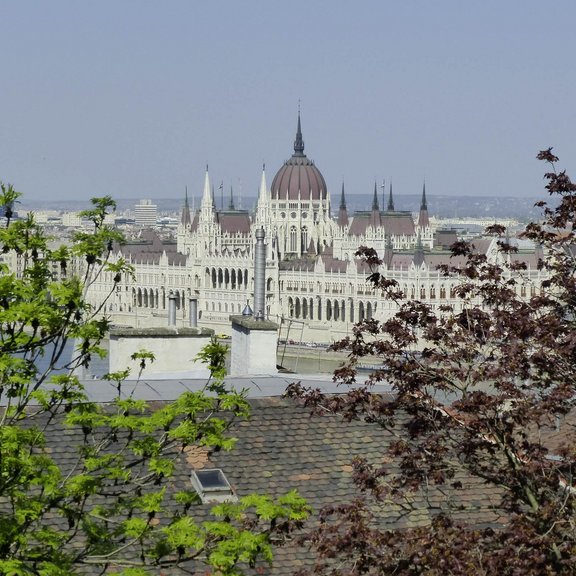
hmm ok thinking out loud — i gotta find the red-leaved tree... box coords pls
[288,150,576,575]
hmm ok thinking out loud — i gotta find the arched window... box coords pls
[309,299,314,320]
[334,300,340,321]
[295,297,301,318]
[367,302,373,320]
[301,226,308,251]
[288,297,294,317]
[290,226,297,252]
[359,301,365,322]
[302,298,308,319]
[327,300,332,321]
[341,300,346,322]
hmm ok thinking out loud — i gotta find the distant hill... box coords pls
[19,193,549,222]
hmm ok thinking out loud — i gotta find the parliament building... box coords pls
[86,115,544,343]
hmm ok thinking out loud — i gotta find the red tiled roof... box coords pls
[218,212,251,234]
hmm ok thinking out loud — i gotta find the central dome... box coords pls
[270,114,327,201]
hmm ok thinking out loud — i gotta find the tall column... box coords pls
[254,227,266,320]
[168,291,177,326]
[189,297,198,327]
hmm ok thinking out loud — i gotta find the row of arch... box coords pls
[133,287,188,310]
[287,296,374,323]
[207,267,250,290]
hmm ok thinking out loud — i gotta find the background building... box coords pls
[134,199,158,227]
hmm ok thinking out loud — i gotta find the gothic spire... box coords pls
[413,231,425,266]
[180,185,192,226]
[256,164,271,227]
[372,181,380,211]
[369,181,382,228]
[337,181,349,227]
[201,165,212,207]
[293,110,305,156]
[421,181,428,210]
[387,180,395,211]
[257,163,269,206]
[200,165,216,224]
[418,181,430,228]
[339,181,347,210]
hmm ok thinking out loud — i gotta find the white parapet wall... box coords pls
[230,316,279,376]
[109,327,214,380]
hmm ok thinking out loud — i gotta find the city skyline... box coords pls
[1,1,575,202]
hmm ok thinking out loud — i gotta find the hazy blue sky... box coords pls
[1,1,574,205]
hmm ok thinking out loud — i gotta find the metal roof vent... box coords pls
[190,468,238,503]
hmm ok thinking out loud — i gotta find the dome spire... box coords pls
[293,109,305,156]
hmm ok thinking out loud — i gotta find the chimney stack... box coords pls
[253,227,266,320]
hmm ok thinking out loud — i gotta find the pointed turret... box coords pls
[180,186,192,226]
[384,234,394,267]
[200,165,216,224]
[418,181,430,228]
[369,181,381,228]
[387,180,395,212]
[372,181,380,211]
[337,181,349,227]
[257,164,269,208]
[413,231,425,267]
[293,111,305,156]
[307,237,316,255]
[201,165,211,207]
[255,164,271,228]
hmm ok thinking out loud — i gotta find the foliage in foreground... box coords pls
[288,150,576,575]
[0,187,308,575]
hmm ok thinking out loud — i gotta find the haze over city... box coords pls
[1,1,574,204]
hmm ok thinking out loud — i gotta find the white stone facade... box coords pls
[81,119,545,344]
